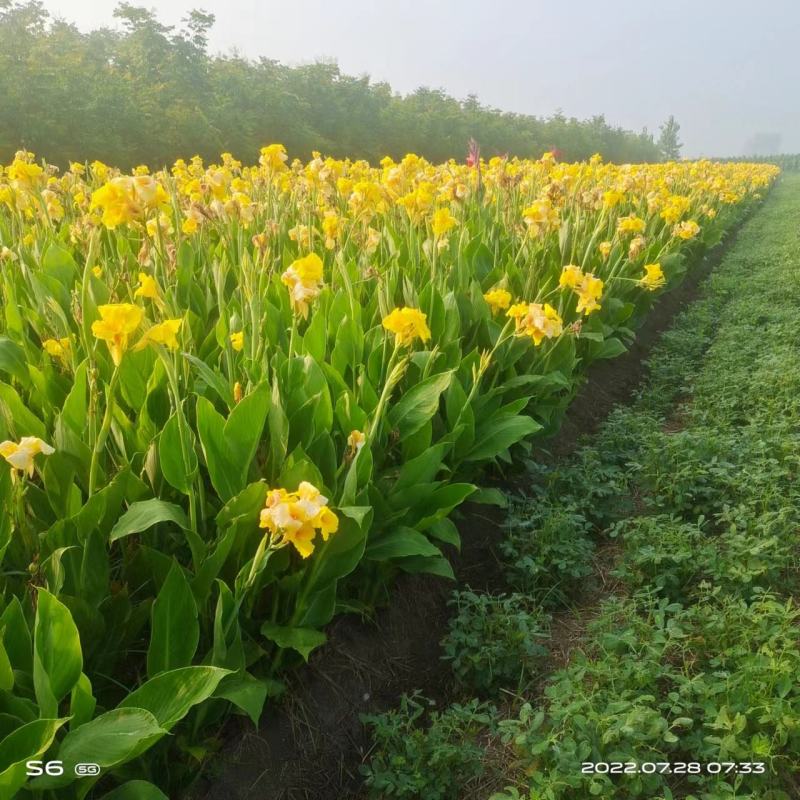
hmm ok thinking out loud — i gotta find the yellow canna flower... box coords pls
[92,265,103,278]
[230,331,244,352]
[91,303,143,365]
[507,302,563,345]
[321,210,342,250]
[42,337,70,361]
[382,307,431,347]
[638,263,666,291]
[90,177,140,229]
[628,235,646,259]
[259,144,288,172]
[314,506,339,540]
[617,214,646,235]
[281,253,324,318]
[347,429,366,454]
[522,198,559,237]
[673,220,700,240]
[136,319,183,351]
[602,189,625,209]
[259,481,339,559]
[134,272,160,300]
[7,157,44,189]
[559,264,584,290]
[0,436,54,477]
[483,288,512,314]
[430,207,458,237]
[598,241,612,259]
[575,273,604,315]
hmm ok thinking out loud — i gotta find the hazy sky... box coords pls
[41,0,800,157]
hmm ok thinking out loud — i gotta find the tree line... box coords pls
[1,1,670,170]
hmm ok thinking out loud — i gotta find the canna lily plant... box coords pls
[0,146,778,795]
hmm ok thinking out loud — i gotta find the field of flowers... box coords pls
[0,147,777,797]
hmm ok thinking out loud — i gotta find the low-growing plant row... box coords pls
[0,148,777,797]
[362,174,800,800]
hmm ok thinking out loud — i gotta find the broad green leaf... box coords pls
[32,709,166,791]
[416,483,477,530]
[592,337,627,360]
[119,666,230,730]
[211,580,244,671]
[55,709,165,781]
[0,717,65,798]
[0,337,28,386]
[223,381,269,470]
[366,526,443,561]
[109,498,189,543]
[158,412,198,495]
[69,673,96,730]
[388,370,452,438]
[100,781,170,800]
[214,671,268,727]
[469,487,508,507]
[267,379,289,482]
[260,622,326,662]
[61,360,89,436]
[33,589,83,718]
[0,381,46,440]
[426,518,461,549]
[465,415,541,462]
[0,643,11,692]
[395,554,455,580]
[0,598,31,674]
[195,396,240,501]
[147,561,199,677]
[42,242,79,287]
[183,353,234,407]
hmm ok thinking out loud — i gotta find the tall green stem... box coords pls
[88,366,120,497]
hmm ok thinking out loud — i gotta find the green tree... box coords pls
[658,115,683,161]
[0,1,664,168]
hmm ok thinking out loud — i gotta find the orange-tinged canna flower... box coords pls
[259,481,339,559]
[382,307,431,347]
[507,302,563,346]
[91,303,143,365]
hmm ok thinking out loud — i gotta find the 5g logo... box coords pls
[75,763,101,776]
[26,761,101,777]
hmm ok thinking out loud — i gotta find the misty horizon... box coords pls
[35,0,800,159]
